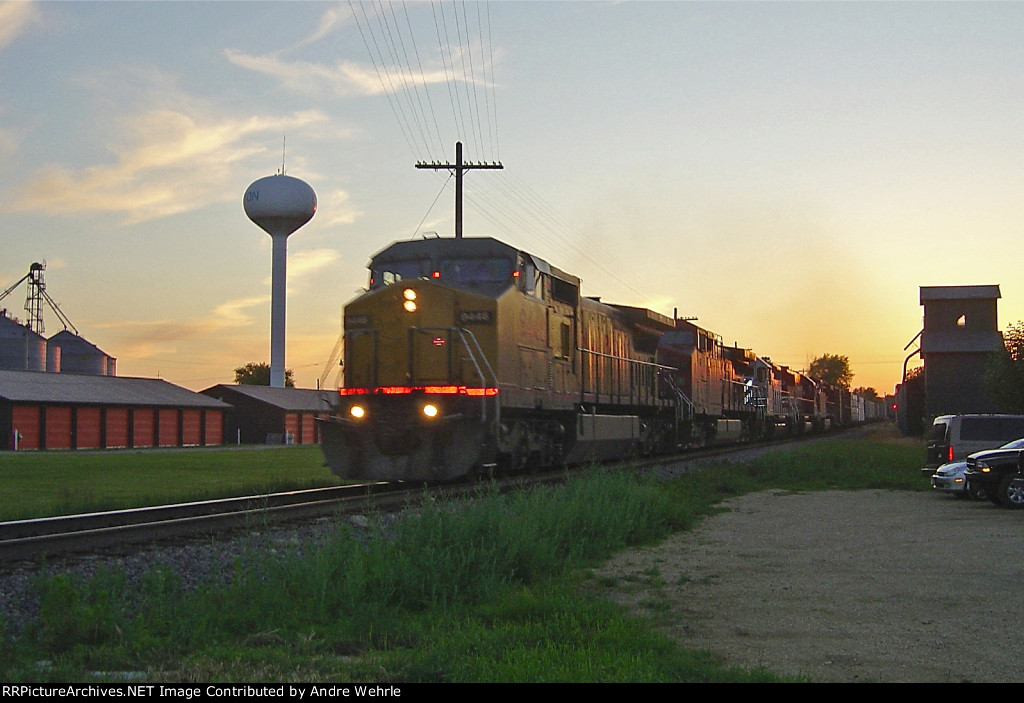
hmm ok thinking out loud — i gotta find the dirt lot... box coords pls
[594,487,1024,683]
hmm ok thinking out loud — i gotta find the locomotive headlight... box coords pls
[349,405,366,419]
[422,403,439,419]
[402,288,418,313]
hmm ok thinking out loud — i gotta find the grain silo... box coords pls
[0,311,47,372]
[48,330,116,376]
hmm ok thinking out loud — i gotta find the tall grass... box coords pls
[0,445,338,520]
[2,428,925,682]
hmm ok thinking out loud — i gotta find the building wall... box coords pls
[924,353,1001,418]
[3,403,225,450]
[923,297,998,333]
[203,385,327,445]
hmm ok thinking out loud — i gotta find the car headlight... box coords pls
[349,405,366,419]
[422,403,439,418]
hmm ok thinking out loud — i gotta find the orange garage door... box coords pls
[11,405,41,450]
[44,406,72,450]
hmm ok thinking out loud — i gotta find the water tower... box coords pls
[243,174,317,387]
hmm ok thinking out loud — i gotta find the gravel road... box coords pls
[594,488,1023,683]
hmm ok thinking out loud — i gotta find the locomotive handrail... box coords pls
[409,326,499,426]
[579,347,678,407]
[455,326,500,426]
[578,347,677,371]
[657,367,693,422]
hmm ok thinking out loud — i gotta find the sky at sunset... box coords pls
[3,0,1024,395]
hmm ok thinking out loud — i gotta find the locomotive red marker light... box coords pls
[339,386,498,396]
[423,386,459,394]
[431,270,441,278]
[463,388,499,396]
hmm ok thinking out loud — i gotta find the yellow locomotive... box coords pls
[318,235,683,481]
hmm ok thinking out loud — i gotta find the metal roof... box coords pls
[0,369,231,408]
[920,285,1001,303]
[201,384,334,412]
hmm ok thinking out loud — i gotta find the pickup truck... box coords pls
[963,439,1024,508]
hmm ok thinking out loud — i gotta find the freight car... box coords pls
[318,235,840,482]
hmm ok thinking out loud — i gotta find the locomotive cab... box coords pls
[320,236,578,481]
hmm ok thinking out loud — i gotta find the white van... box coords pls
[923,414,1024,475]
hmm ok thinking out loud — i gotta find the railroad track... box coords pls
[0,483,404,564]
[0,427,866,564]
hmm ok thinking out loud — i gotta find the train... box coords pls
[317,234,877,482]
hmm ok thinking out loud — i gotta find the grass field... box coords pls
[0,424,928,683]
[0,444,340,521]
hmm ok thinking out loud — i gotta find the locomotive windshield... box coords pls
[439,257,513,284]
[372,260,425,287]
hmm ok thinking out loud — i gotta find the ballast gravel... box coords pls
[593,488,1024,683]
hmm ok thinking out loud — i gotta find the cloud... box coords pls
[289,248,340,280]
[226,50,418,98]
[211,295,269,328]
[224,4,494,100]
[0,125,17,157]
[322,189,360,226]
[90,292,270,361]
[0,2,41,51]
[8,108,329,224]
[287,2,354,52]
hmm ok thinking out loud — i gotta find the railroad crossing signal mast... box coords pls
[416,141,503,239]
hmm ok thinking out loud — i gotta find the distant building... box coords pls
[919,285,1004,418]
[0,369,229,450]
[201,384,333,445]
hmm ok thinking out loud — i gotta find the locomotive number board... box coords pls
[457,310,494,325]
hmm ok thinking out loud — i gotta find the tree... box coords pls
[984,321,1024,412]
[808,353,853,389]
[853,386,879,400]
[234,362,295,387]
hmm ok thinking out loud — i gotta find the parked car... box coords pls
[930,461,987,499]
[923,414,1024,476]
[963,438,1024,508]
[1011,476,1024,505]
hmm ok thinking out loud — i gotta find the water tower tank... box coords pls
[243,174,317,388]
[243,175,317,238]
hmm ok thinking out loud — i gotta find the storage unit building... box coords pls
[201,384,333,445]
[0,369,230,450]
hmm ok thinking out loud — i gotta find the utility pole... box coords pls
[416,141,503,238]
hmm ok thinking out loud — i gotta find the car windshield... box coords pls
[999,438,1024,449]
